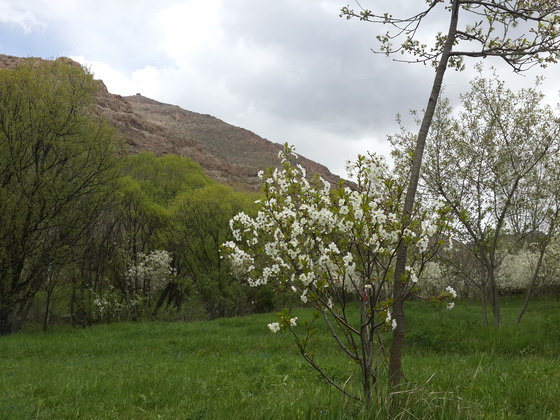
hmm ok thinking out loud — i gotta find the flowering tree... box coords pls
[514,150,560,323]
[125,250,175,309]
[541,236,560,295]
[92,249,176,322]
[341,0,560,387]
[415,72,560,326]
[223,145,453,403]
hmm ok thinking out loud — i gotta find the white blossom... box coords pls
[125,250,174,292]
[221,144,450,340]
[445,286,457,298]
[268,322,281,333]
[385,311,392,324]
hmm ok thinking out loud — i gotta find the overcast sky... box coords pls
[1,0,558,176]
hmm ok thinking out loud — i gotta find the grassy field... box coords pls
[1,298,559,419]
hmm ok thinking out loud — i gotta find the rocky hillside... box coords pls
[0,54,340,190]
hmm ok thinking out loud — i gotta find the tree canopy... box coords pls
[341,0,560,386]
[0,59,120,334]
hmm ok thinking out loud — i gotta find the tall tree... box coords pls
[0,59,119,335]
[417,73,559,326]
[170,184,262,318]
[341,0,560,387]
[513,148,560,323]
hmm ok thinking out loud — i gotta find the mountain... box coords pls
[0,54,341,190]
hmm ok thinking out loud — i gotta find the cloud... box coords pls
[4,0,560,177]
[0,0,45,33]
[156,0,224,60]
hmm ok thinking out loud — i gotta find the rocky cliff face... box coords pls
[0,54,341,190]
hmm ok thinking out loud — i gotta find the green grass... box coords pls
[1,299,559,419]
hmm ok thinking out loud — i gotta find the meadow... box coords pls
[1,298,559,419]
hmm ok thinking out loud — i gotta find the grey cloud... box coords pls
[2,0,557,177]
[212,1,438,142]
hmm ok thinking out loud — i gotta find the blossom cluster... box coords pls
[223,145,453,321]
[91,287,145,322]
[125,249,175,292]
[267,316,297,333]
[445,286,457,310]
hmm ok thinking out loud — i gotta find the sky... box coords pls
[1,0,558,177]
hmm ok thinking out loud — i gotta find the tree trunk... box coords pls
[43,293,52,332]
[487,268,500,326]
[480,285,489,327]
[360,298,373,405]
[388,0,461,388]
[0,298,34,335]
[0,306,14,336]
[517,245,547,324]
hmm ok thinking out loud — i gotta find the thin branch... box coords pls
[321,311,360,361]
[289,327,360,401]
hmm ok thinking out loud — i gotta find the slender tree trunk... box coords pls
[360,299,372,405]
[43,289,52,332]
[42,274,58,332]
[388,0,461,388]
[70,277,77,327]
[487,268,500,326]
[517,245,547,324]
[480,285,489,327]
[0,306,14,336]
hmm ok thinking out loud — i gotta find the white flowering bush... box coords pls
[496,249,537,293]
[497,242,560,294]
[125,250,175,308]
[92,289,121,323]
[418,261,464,302]
[542,237,560,292]
[222,144,453,401]
[91,286,143,323]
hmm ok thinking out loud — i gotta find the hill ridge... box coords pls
[0,54,340,190]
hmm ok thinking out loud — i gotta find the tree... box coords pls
[171,184,268,318]
[120,152,211,206]
[541,235,560,298]
[223,145,453,403]
[513,148,560,323]
[416,72,560,326]
[0,59,119,335]
[341,0,560,387]
[124,249,175,310]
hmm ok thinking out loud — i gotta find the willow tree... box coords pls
[341,0,560,387]
[0,59,119,335]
